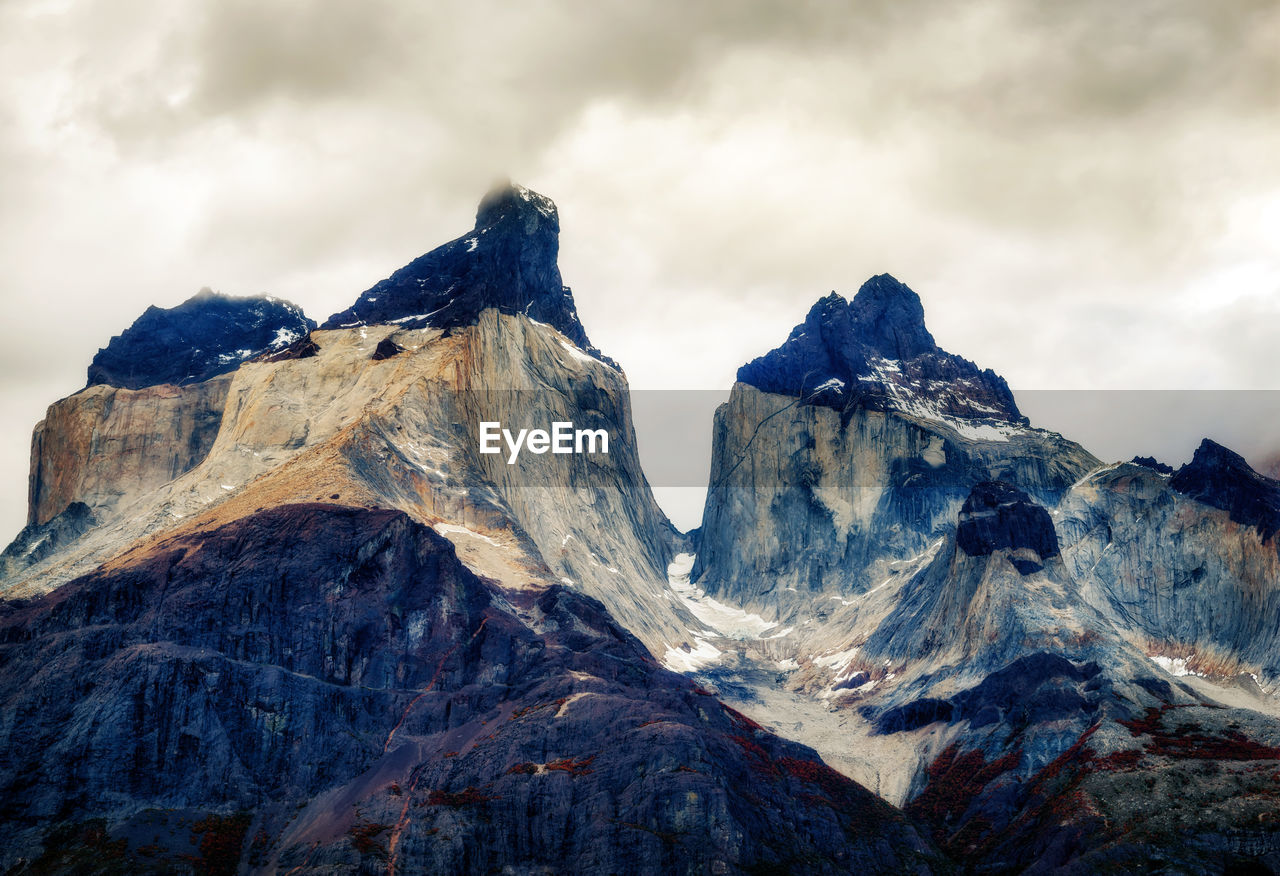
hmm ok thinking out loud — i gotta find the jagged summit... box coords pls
[321,182,615,367]
[1171,438,1280,542]
[847,273,937,360]
[87,289,313,390]
[736,274,1022,425]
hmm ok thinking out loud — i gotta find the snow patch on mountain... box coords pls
[434,522,502,547]
[667,553,776,642]
[859,357,1026,442]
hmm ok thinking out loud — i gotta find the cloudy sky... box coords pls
[1,0,1278,536]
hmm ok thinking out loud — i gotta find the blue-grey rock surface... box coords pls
[87,289,313,389]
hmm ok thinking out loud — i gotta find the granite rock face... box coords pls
[1059,460,1280,676]
[695,281,1094,609]
[680,282,1280,874]
[322,182,614,366]
[693,380,1094,609]
[4,189,683,660]
[0,504,941,874]
[87,289,313,390]
[25,376,231,527]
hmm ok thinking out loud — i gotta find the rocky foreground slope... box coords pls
[0,503,940,874]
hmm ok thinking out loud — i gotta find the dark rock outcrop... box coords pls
[0,502,96,581]
[956,480,1059,563]
[1171,438,1280,542]
[872,654,1101,734]
[87,289,314,389]
[0,504,940,874]
[736,275,1021,422]
[370,337,404,360]
[322,182,615,367]
[1130,455,1174,475]
[261,333,319,362]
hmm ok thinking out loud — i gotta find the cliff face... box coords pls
[678,281,1280,873]
[7,312,695,660]
[27,377,231,527]
[4,187,693,662]
[1059,458,1280,676]
[693,381,1095,611]
[0,504,940,874]
[695,279,1096,611]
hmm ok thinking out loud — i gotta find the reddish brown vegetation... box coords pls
[426,787,500,807]
[778,756,856,803]
[722,704,764,733]
[189,812,252,876]
[505,756,595,777]
[908,744,1022,831]
[546,755,596,776]
[729,733,778,777]
[1121,706,1280,761]
[347,820,391,858]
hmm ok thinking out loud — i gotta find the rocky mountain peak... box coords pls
[737,275,1021,425]
[849,273,937,360]
[321,183,615,367]
[956,480,1060,567]
[86,290,314,390]
[1171,438,1280,542]
[475,179,559,230]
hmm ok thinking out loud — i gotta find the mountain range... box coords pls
[2,182,1278,875]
